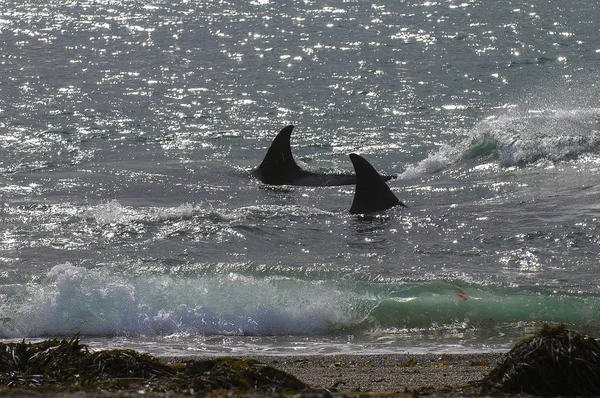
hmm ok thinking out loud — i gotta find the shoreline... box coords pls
[164,352,506,396]
[1,334,514,396]
[5,325,596,396]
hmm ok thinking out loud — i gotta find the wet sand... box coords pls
[0,349,508,397]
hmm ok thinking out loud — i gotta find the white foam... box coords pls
[86,200,198,225]
[400,143,463,179]
[86,200,128,224]
[400,107,600,179]
[0,263,358,338]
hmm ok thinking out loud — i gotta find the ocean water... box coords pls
[1,0,600,356]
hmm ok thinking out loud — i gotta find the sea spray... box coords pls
[2,263,599,339]
[401,108,600,179]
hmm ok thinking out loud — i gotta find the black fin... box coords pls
[254,126,359,186]
[349,153,406,214]
[255,125,304,185]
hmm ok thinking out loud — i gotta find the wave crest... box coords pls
[1,263,599,339]
[401,108,600,179]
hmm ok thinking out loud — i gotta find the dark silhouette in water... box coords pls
[254,125,394,186]
[349,153,407,214]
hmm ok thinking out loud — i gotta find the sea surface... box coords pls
[1,0,600,356]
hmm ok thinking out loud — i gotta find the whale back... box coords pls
[254,126,396,187]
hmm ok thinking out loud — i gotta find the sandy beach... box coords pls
[0,334,510,397]
[0,352,506,397]
[6,325,598,396]
[165,352,506,396]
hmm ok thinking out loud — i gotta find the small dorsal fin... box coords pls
[256,125,304,184]
[349,153,406,214]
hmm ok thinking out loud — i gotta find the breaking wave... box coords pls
[1,263,598,339]
[401,108,600,179]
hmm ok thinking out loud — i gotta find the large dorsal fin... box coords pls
[256,125,304,184]
[254,126,396,186]
[349,153,406,214]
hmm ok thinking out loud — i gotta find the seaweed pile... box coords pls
[0,333,324,396]
[0,333,174,387]
[480,324,600,396]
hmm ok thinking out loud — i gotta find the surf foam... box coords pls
[1,263,598,339]
[401,108,600,179]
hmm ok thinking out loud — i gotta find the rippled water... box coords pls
[1,0,600,355]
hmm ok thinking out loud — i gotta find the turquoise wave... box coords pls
[365,285,598,329]
[464,133,501,159]
[0,263,598,338]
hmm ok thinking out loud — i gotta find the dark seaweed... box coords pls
[480,324,600,396]
[0,333,325,396]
